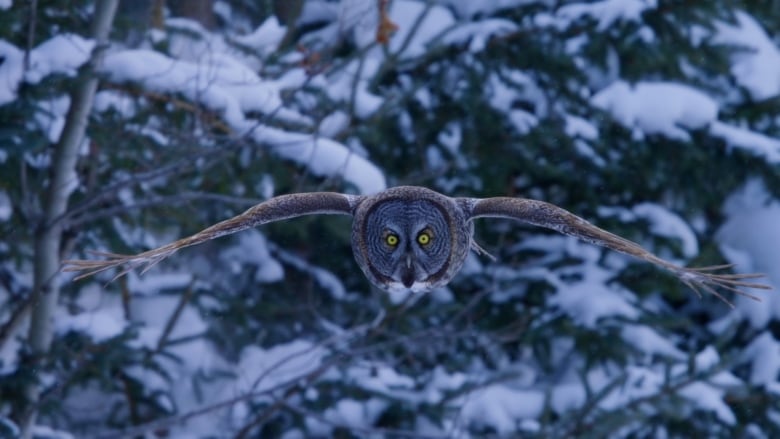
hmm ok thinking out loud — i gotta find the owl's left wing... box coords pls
[63,192,362,281]
[460,197,771,306]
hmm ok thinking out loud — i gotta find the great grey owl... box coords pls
[63,186,770,305]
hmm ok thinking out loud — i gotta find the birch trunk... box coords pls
[21,1,119,437]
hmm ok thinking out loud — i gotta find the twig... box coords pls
[23,0,38,71]
[280,400,449,439]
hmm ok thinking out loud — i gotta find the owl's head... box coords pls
[351,186,473,293]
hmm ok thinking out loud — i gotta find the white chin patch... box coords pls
[388,281,432,294]
[385,281,432,304]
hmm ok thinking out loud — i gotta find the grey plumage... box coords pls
[63,186,771,306]
[351,186,472,294]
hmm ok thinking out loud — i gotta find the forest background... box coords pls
[2,0,780,437]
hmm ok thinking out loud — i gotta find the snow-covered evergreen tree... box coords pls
[1,1,779,437]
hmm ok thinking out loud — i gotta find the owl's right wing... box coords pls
[461,197,771,306]
[63,192,362,281]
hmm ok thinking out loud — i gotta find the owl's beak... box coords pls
[401,268,415,288]
[401,254,415,288]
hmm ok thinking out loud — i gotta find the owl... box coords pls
[63,186,770,305]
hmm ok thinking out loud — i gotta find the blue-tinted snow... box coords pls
[0,34,93,106]
[715,11,780,101]
[719,180,780,327]
[101,46,386,193]
[4,1,779,436]
[599,203,699,258]
[0,190,10,222]
[591,81,718,142]
[556,0,657,31]
[741,332,780,390]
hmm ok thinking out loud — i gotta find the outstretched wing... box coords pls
[63,192,361,281]
[461,197,771,307]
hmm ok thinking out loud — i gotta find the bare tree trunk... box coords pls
[169,0,215,29]
[20,1,119,437]
[273,0,304,49]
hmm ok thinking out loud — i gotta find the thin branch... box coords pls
[23,0,38,71]
[89,357,339,439]
[151,281,195,357]
[65,192,263,229]
[279,400,450,439]
[0,295,33,350]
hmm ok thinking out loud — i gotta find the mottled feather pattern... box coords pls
[465,197,770,306]
[63,192,356,280]
[63,187,771,306]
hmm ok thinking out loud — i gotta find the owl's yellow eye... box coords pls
[417,231,431,245]
[385,233,399,246]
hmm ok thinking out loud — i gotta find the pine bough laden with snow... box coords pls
[2,1,780,438]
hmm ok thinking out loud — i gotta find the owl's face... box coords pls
[352,187,473,293]
[364,199,451,292]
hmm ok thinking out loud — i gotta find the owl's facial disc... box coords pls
[361,198,452,292]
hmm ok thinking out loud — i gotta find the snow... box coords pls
[102,49,291,124]
[437,122,462,153]
[718,180,780,327]
[441,18,518,52]
[273,244,348,300]
[348,363,415,396]
[680,381,736,425]
[424,366,467,403]
[509,110,538,135]
[714,11,780,101]
[338,0,378,48]
[5,3,780,438]
[599,203,699,258]
[326,57,383,119]
[34,96,70,143]
[323,398,387,430]
[231,16,286,56]
[251,125,386,194]
[591,80,718,141]
[318,111,350,138]
[0,190,10,221]
[546,242,640,327]
[30,426,74,439]
[93,90,137,117]
[565,114,599,140]
[441,0,535,19]
[0,40,23,105]
[55,311,125,342]
[551,382,586,413]
[388,1,455,59]
[457,384,544,434]
[710,121,780,164]
[1,34,94,112]
[741,332,780,387]
[126,272,193,295]
[328,399,365,427]
[487,70,545,118]
[566,114,605,165]
[300,1,338,26]
[622,324,685,359]
[24,34,95,84]
[101,49,386,194]
[220,230,284,283]
[237,339,326,393]
[557,0,658,31]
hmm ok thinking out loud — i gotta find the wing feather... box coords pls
[63,192,360,281]
[462,197,771,307]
